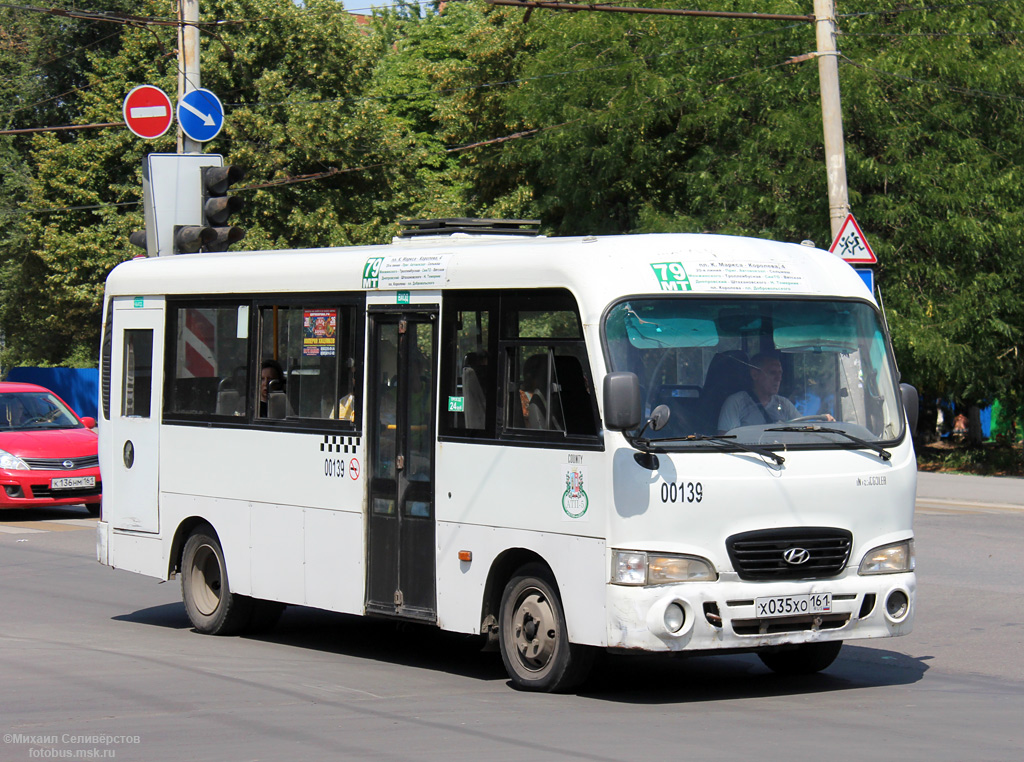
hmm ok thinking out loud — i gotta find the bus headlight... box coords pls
[612,551,717,585]
[858,539,915,575]
[0,449,29,471]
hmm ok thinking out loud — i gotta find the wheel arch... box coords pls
[480,548,555,636]
[167,516,216,580]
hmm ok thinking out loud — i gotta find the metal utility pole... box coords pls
[177,0,201,154]
[814,0,849,240]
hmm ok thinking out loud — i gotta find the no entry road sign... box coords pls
[123,85,173,139]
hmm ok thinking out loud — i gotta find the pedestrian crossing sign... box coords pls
[829,214,877,264]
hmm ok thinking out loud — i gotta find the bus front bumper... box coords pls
[606,571,915,652]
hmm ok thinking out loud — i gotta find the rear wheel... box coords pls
[499,564,594,692]
[180,525,252,635]
[758,641,843,675]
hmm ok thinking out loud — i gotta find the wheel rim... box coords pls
[511,588,558,673]
[189,543,223,616]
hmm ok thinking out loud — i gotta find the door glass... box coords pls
[372,322,399,515]
[122,329,153,418]
[405,321,434,517]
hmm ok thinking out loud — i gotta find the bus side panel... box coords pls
[251,502,305,604]
[104,530,165,579]
[435,522,607,646]
[160,428,364,511]
[160,492,254,595]
[304,507,365,614]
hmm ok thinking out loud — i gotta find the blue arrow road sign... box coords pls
[177,88,225,143]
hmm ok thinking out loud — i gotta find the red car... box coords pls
[0,381,101,515]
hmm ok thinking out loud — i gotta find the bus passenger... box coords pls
[259,359,285,417]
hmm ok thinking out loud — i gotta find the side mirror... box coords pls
[80,416,97,429]
[603,372,642,431]
[900,383,919,436]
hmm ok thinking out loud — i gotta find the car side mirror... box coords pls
[899,383,919,436]
[80,416,97,429]
[603,372,642,431]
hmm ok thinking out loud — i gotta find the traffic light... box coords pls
[137,154,243,256]
[129,230,148,253]
[173,224,217,254]
[201,165,246,252]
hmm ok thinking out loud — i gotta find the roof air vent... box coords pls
[398,218,540,238]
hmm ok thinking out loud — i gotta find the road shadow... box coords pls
[0,504,96,521]
[113,602,193,630]
[577,645,929,703]
[117,601,929,698]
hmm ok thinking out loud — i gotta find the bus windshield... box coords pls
[604,297,904,449]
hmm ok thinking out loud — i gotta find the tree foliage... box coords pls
[1,0,1022,428]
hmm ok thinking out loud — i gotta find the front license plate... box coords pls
[755,593,832,618]
[50,476,95,490]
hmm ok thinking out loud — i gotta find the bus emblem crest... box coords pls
[562,468,588,519]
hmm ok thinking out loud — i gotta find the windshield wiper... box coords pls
[766,425,891,461]
[637,433,785,466]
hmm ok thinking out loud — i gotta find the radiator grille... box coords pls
[726,527,852,580]
[24,456,99,470]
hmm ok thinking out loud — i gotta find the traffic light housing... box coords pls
[201,165,246,252]
[136,154,246,256]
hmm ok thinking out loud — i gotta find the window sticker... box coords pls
[303,309,337,357]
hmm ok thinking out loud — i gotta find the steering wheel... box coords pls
[788,414,833,423]
[22,416,47,424]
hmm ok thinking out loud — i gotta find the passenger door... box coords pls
[365,310,438,621]
[105,298,163,533]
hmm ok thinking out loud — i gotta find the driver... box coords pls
[717,352,800,432]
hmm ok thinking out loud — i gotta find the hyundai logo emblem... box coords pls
[783,547,811,565]
[62,459,75,469]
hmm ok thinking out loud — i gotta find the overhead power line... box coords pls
[484,1,812,22]
[0,121,123,136]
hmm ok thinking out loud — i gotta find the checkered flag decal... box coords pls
[321,435,361,454]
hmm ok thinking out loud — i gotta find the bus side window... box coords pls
[165,303,249,418]
[440,300,496,437]
[256,303,362,425]
[500,292,598,438]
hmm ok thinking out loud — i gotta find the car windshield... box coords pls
[0,392,82,432]
[604,297,904,450]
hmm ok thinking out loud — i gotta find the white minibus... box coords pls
[97,220,918,691]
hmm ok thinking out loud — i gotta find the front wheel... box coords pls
[180,525,252,635]
[758,641,843,675]
[499,564,594,692]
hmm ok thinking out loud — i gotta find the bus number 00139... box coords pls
[325,458,345,478]
[660,480,702,504]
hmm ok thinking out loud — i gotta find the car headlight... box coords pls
[612,550,717,585]
[859,539,915,575]
[0,449,29,471]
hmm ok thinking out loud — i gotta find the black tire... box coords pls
[758,641,843,675]
[180,525,252,636]
[499,564,595,692]
[85,504,100,517]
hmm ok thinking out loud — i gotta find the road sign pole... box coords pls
[814,0,850,240]
[177,0,202,154]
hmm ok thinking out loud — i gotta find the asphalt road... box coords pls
[1,477,1021,762]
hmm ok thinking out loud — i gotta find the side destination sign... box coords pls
[362,254,451,289]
